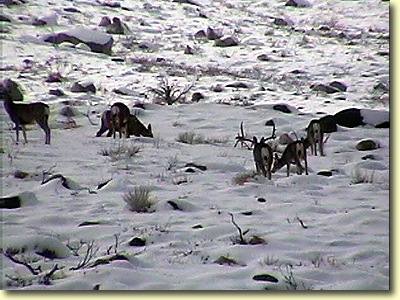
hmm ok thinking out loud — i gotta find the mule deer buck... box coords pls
[1,80,51,144]
[305,119,324,156]
[252,136,274,180]
[96,109,153,138]
[272,138,308,177]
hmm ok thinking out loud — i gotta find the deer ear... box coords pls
[274,153,279,160]
[253,136,257,143]
[148,124,152,131]
[260,137,265,143]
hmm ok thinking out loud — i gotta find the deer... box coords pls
[305,119,324,156]
[96,109,153,138]
[1,81,51,144]
[271,138,308,177]
[252,136,274,179]
[109,102,131,139]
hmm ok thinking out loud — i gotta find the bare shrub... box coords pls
[150,76,195,105]
[123,186,154,213]
[99,144,140,160]
[176,131,204,144]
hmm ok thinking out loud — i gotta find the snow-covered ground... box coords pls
[0,0,390,291]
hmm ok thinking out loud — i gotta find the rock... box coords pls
[194,29,206,39]
[185,168,196,173]
[0,78,24,101]
[273,104,292,114]
[43,27,114,55]
[78,221,102,227]
[0,14,12,22]
[329,81,347,92]
[273,17,292,26]
[317,171,333,177]
[0,195,21,209]
[333,108,364,128]
[257,197,266,203]
[128,237,146,247]
[206,26,223,40]
[362,154,378,160]
[319,115,337,133]
[172,0,201,6]
[106,17,129,35]
[226,82,250,89]
[214,36,239,47]
[375,121,389,128]
[99,16,111,27]
[252,274,279,283]
[45,72,63,83]
[71,81,96,93]
[167,200,182,211]
[191,92,204,102]
[285,0,312,7]
[211,84,224,92]
[310,83,340,94]
[184,45,194,54]
[49,88,65,96]
[64,7,81,13]
[185,163,207,171]
[356,139,379,151]
[257,54,272,61]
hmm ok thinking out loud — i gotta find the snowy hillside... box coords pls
[0,0,389,291]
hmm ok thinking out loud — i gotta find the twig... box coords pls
[296,216,308,229]
[39,264,64,285]
[3,253,41,275]
[228,213,247,244]
[70,240,99,271]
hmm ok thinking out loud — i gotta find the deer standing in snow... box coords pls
[272,138,308,177]
[305,119,324,156]
[252,136,274,180]
[1,80,51,144]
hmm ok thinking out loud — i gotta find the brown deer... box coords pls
[252,136,274,180]
[110,102,130,138]
[96,109,153,138]
[305,119,324,156]
[272,138,308,177]
[1,80,51,144]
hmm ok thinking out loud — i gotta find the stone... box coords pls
[333,108,364,128]
[71,81,96,93]
[317,171,333,177]
[310,83,340,94]
[129,237,146,247]
[356,139,379,151]
[329,81,347,92]
[273,104,292,114]
[206,27,224,40]
[49,88,65,96]
[252,274,279,283]
[191,92,204,102]
[214,36,239,47]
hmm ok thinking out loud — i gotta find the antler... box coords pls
[234,121,253,149]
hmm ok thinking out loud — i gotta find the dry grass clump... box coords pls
[99,144,140,160]
[123,186,154,213]
[177,131,229,145]
[232,170,257,185]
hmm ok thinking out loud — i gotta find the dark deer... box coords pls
[96,110,153,138]
[272,138,308,177]
[252,136,274,179]
[1,80,50,144]
[110,102,130,138]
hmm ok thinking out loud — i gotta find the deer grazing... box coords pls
[109,102,131,138]
[96,108,153,138]
[252,136,274,179]
[1,79,51,144]
[271,138,308,177]
[305,119,324,156]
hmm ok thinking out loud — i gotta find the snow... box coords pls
[0,0,390,292]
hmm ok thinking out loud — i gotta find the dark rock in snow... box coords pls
[214,36,239,47]
[194,29,206,39]
[49,88,66,96]
[329,81,347,92]
[356,139,379,151]
[129,237,146,247]
[257,54,272,61]
[99,16,112,27]
[317,171,333,177]
[45,73,63,83]
[185,163,207,171]
[273,17,293,26]
[206,26,223,40]
[0,14,12,22]
[184,45,194,54]
[310,83,340,94]
[64,7,81,13]
[71,81,96,93]
[333,108,364,128]
[0,195,21,209]
[191,92,204,102]
[257,197,266,203]
[273,104,292,114]
[252,274,279,283]
[226,82,250,89]
[44,28,114,55]
[172,0,201,6]
[375,121,389,128]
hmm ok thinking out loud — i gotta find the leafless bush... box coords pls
[99,144,140,160]
[150,76,195,105]
[123,186,154,213]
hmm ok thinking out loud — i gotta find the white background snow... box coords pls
[0,0,391,292]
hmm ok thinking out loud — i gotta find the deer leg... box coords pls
[21,125,28,144]
[38,120,51,144]
[286,163,290,177]
[14,121,20,144]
